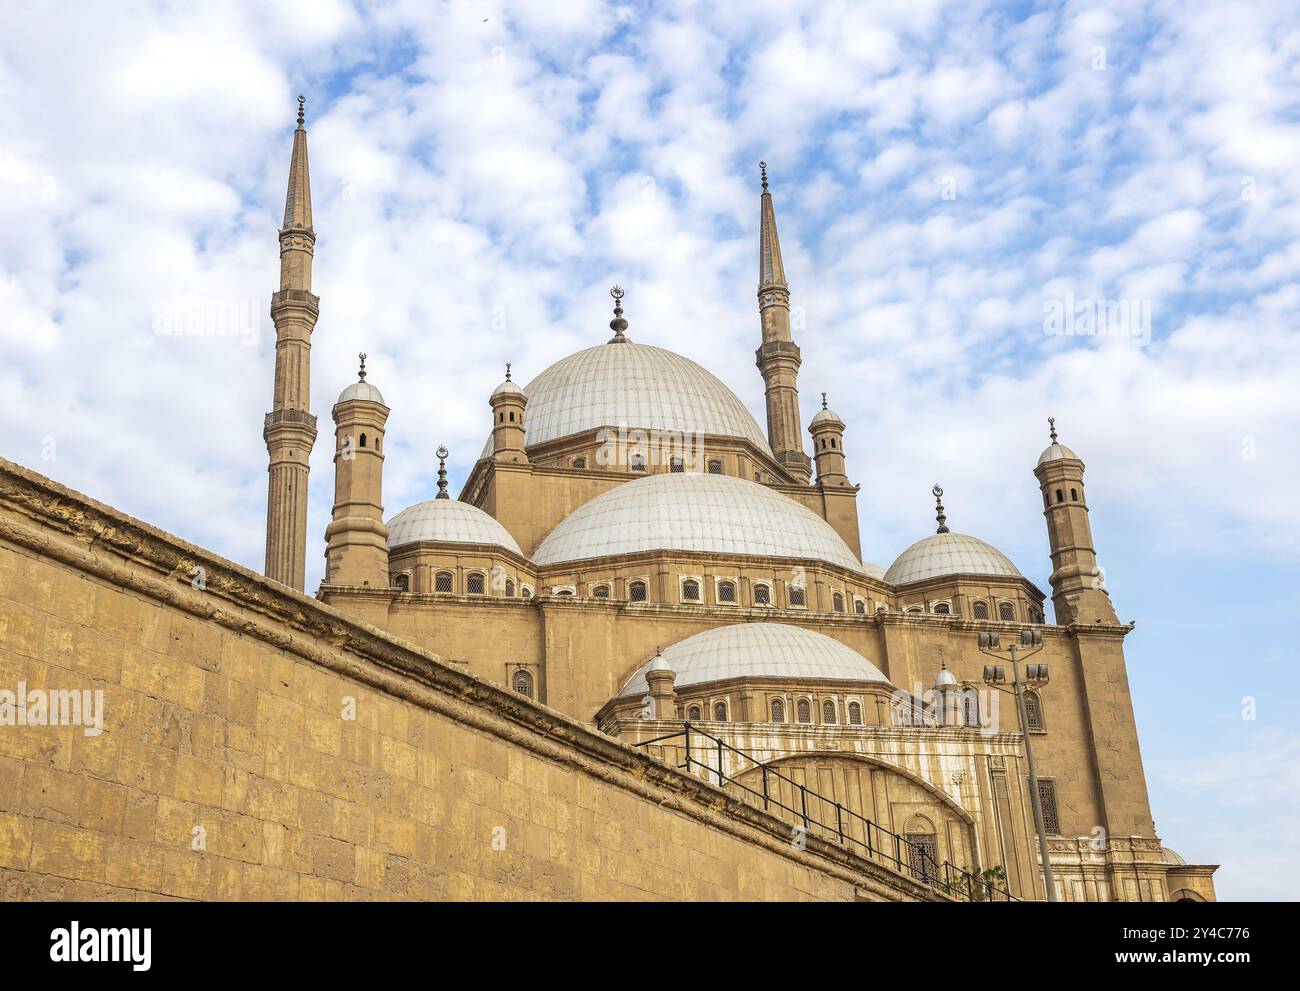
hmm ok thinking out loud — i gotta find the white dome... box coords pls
[810,407,843,427]
[934,664,958,688]
[491,378,525,399]
[1037,442,1079,466]
[619,623,890,697]
[336,381,385,405]
[884,532,1021,586]
[387,500,523,555]
[480,342,771,457]
[533,472,879,574]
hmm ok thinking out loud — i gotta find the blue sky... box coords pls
[2,0,1297,899]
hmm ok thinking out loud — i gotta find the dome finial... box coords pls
[297,94,306,128]
[760,160,769,192]
[505,362,512,382]
[357,352,367,382]
[608,285,630,343]
[1048,415,1058,443]
[435,445,450,500]
[933,483,949,534]
[821,391,828,411]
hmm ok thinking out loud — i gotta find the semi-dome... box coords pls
[387,499,523,555]
[619,623,890,697]
[533,472,880,574]
[884,532,1022,586]
[337,381,385,405]
[480,342,771,457]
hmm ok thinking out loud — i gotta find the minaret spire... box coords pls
[754,161,810,482]
[263,95,320,590]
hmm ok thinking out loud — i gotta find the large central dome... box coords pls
[481,342,771,457]
[533,472,880,574]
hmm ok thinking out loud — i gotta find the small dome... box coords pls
[337,381,386,405]
[481,342,771,458]
[885,532,1021,586]
[646,652,672,673]
[1161,846,1187,866]
[491,378,526,400]
[1037,442,1079,466]
[619,623,890,697]
[934,664,958,689]
[533,472,881,574]
[810,407,843,427]
[387,500,523,555]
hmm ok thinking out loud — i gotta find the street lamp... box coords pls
[979,627,1057,902]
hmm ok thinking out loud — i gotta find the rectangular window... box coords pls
[1036,778,1060,835]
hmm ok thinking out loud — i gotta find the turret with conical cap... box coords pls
[264,95,320,590]
[755,162,811,482]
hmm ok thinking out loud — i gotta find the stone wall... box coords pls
[0,458,933,901]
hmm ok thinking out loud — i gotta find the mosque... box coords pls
[247,99,1217,902]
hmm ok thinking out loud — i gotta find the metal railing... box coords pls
[634,722,1017,902]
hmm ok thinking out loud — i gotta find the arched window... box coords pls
[905,817,939,882]
[628,580,647,602]
[998,601,1015,621]
[753,583,771,606]
[670,456,684,473]
[717,580,736,603]
[512,670,534,699]
[973,601,989,620]
[681,579,701,602]
[853,598,866,615]
[394,573,410,592]
[554,587,575,596]
[521,585,534,599]
[1055,488,1064,503]
[822,700,837,724]
[847,701,862,725]
[1070,487,1079,501]
[572,457,586,469]
[687,705,702,721]
[466,572,486,595]
[905,606,923,614]
[796,699,811,723]
[707,459,723,474]
[933,602,950,615]
[833,592,845,612]
[591,584,610,598]
[434,571,454,593]
[788,584,806,607]
[504,579,515,597]
[508,411,515,422]
[1043,491,1050,509]
[1036,779,1060,834]
[770,698,785,722]
[630,453,646,472]
[1024,689,1045,732]
[713,701,728,721]
[359,433,367,448]
[963,691,979,728]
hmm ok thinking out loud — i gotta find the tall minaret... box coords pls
[1034,418,1119,625]
[263,95,319,590]
[755,162,811,483]
[324,354,390,588]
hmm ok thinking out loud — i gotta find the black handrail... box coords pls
[634,721,1018,902]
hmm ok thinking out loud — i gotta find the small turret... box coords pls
[1034,417,1118,625]
[324,353,390,588]
[809,392,848,486]
[490,363,528,464]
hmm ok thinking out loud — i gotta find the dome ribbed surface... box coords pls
[481,342,771,456]
[884,532,1021,585]
[619,623,890,696]
[533,473,877,573]
[387,500,522,554]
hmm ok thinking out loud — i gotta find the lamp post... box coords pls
[979,627,1057,902]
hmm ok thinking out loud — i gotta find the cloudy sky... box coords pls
[3,0,1297,899]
